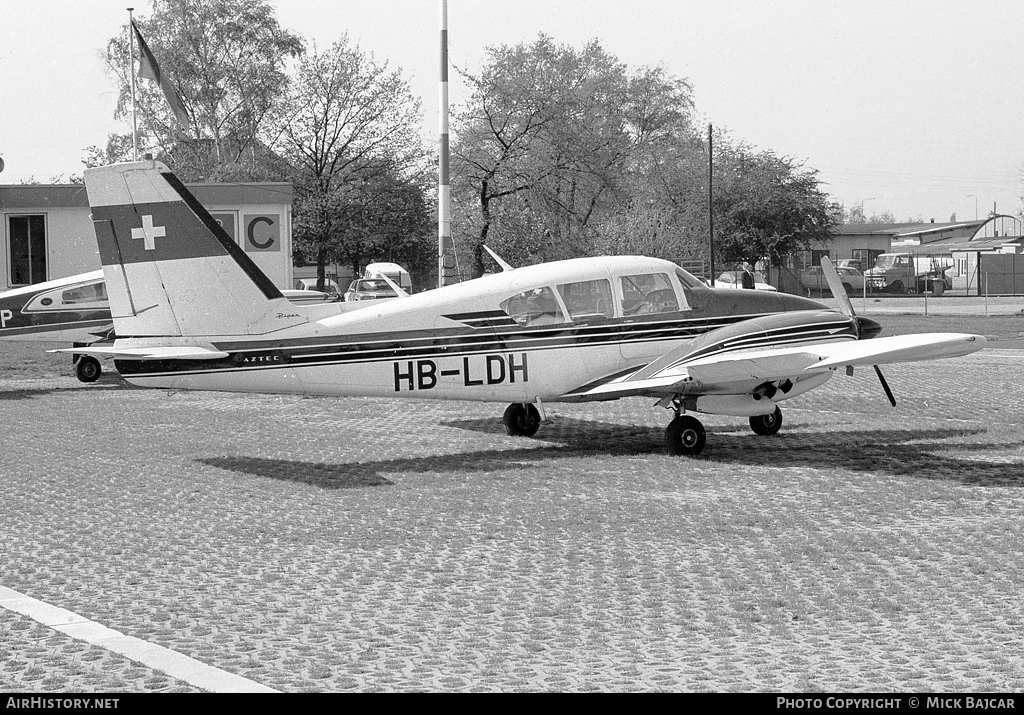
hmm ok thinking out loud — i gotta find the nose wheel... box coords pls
[665,415,706,456]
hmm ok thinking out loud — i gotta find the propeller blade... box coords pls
[821,256,856,318]
[873,364,897,407]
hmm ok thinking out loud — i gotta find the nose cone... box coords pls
[856,316,883,340]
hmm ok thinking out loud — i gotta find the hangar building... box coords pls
[0,181,294,292]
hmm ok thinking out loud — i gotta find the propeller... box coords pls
[820,257,896,407]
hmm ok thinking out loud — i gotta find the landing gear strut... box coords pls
[663,396,706,456]
[665,414,706,456]
[503,403,541,437]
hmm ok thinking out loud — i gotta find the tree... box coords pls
[843,204,896,225]
[100,0,303,180]
[452,36,696,276]
[265,38,429,289]
[710,138,839,268]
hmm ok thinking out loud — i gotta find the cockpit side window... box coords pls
[62,282,107,304]
[500,286,565,327]
[556,279,613,321]
[675,268,711,310]
[619,272,683,315]
[24,281,109,312]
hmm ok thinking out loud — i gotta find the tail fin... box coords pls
[85,159,305,338]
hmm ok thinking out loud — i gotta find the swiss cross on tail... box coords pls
[131,215,166,250]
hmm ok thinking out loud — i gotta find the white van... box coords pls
[364,262,412,294]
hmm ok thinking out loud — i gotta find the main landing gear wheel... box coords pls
[503,403,541,437]
[749,406,783,436]
[665,415,706,456]
[74,356,102,383]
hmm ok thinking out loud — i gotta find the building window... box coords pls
[8,214,47,285]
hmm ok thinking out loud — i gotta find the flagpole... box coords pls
[128,7,138,161]
[437,0,453,288]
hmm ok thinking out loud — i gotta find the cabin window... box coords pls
[7,214,47,285]
[556,279,613,321]
[500,286,565,327]
[61,282,107,306]
[24,281,108,312]
[619,273,680,315]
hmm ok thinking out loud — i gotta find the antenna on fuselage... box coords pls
[482,244,514,272]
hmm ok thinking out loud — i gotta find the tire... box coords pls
[889,281,904,294]
[931,281,945,296]
[503,403,541,437]
[665,415,706,456]
[749,406,783,436]
[841,283,853,296]
[75,356,102,383]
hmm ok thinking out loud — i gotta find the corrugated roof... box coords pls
[836,220,985,237]
[903,236,1024,254]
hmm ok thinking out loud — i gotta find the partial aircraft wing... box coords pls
[561,332,985,402]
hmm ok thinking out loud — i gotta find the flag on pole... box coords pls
[131,21,190,127]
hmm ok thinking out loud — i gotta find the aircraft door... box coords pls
[617,271,688,361]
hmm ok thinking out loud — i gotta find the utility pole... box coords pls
[707,124,715,285]
[437,0,454,288]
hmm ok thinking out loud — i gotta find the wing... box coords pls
[560,333,986,402]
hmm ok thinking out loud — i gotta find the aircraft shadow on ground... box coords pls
[0,382,125,401]
[199,417,1023,489]
[446,416,1024,488]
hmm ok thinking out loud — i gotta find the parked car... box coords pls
[800,265,865,295]
[294,277,341,299]
[281,288,334,305]
[715,270,777,291]
[344,278,399,303]
[364,262,412,293]
[837,259,862,272]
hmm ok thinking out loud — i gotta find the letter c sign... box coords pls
[244,214,280,252]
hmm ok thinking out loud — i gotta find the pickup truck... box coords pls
[864,253,951,295]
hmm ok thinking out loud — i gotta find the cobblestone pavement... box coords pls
[2,348,1023,692]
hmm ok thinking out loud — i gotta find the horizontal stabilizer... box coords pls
[50,345,229,361]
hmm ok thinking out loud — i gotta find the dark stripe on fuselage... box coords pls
[114,311,770,378]
[0,318,111,338]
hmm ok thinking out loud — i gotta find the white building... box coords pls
[0,181,294,292]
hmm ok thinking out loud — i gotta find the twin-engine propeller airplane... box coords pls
[62,159,986,455]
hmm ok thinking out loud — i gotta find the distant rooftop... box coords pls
[836,220,986,237]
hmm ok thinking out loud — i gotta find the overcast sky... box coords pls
[1,0,1021,223]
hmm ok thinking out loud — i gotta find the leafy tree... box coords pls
[100,0,303,180]
[265,37,429,289]
[452,35,695,276]
[843,204,896,225]
[710,137,840,268]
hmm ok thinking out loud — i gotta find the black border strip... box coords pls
[160,171,283,301]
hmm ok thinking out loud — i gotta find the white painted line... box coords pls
[0,586,278,693]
